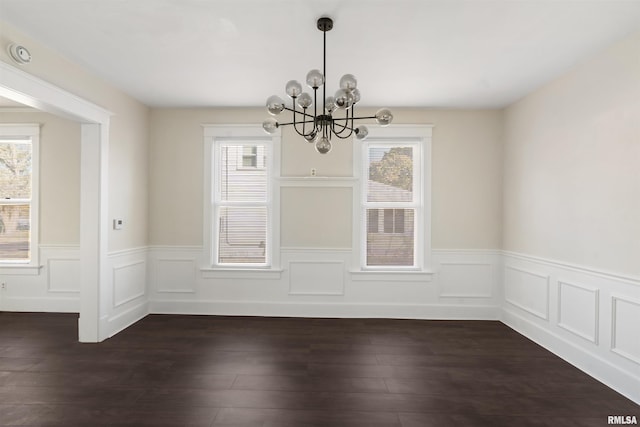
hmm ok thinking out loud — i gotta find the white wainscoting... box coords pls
[435,250,498,299]
[557,280,599,344]
[156,259,197,294]
[502,251,640,405]
[103,247,149,339]
[504,265,550,320]
[148,246,502,319]
[48,257,81,293]
[0,245,80,312]
[611,295,640,365]
[113,261,146,307]
[289,260,345,296]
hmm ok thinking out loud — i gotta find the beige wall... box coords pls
[503,31,640,277]
[0,112,80,244]
[0,21,149,251]
[149,108,504,249]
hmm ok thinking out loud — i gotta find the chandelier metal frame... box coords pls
[262,17,393,154]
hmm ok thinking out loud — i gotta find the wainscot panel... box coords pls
[557,280,599,344]
[504,265,550,320]
[611,295,640,365]
[434,250,500,299]
[104,247,149,338]
[289,260,345,296]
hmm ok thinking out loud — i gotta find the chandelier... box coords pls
[262,17,393,154]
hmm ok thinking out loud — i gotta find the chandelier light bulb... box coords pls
[262,118,279,134]
[339,74,357,90]
[297,92,313,109]
[325,96,337,113]
[304,130,318,143]
[315,136,332,154]
[351,88,361,105]
[355,125,369,140]
[266,95,285,115]
[285,80,302,98]
[306,69,324,89]
[334,89,353,109]
[375,108,394,127]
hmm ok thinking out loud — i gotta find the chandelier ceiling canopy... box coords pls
[262,17,393,154]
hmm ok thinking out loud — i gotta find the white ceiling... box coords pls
[1,0,640,109]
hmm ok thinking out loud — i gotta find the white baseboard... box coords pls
[105,300,149,339]
[149,299,500,320]
[0,296,79,313]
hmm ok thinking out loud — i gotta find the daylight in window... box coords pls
[365,145,418,267]
[215,144,269,265]
[0,137,33,261]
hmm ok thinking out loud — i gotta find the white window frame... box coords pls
[352,125,433,280]
[0,124,40,270]
[202,125,281,278]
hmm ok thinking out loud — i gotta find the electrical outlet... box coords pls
[310,168,317,176]
[1,283,6,290]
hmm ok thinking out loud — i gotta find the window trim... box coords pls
[0,124,40,271]
[202,124,281,275]
[352,124,433,277]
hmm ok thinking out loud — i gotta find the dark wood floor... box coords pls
[0,313,637,426]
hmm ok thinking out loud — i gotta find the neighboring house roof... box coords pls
[367,180,412,203]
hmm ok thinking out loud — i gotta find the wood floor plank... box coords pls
[231,374,389,393]
[213,407,402,426]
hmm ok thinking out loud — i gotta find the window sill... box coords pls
[0,264,43,276]
[350,269,434,282]
[200,267,283,280]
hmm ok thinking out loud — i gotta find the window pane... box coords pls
[383,208,394,233]
[0,204,30,260]
[217,206,267,264]
[367,146,413,202]
[367,208,414,266]
[0,142,32,199]
[220,145,266,201]
[242,146,258,168]
[367,209,379,233]
[394,209,405,234]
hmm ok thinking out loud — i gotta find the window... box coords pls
[355,125,432,272]
[203,125,280,271]
[0,124,39,266]
[216,143,268,265]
